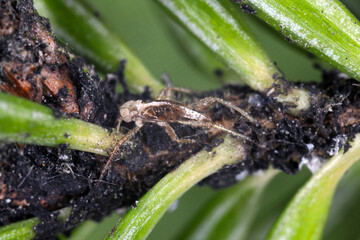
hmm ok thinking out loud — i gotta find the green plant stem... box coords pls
[324,160,360,240]
[164,17,240,85]
[155,0,278,91]
[34,0,164,96]
[106,136,245,240]
[0,92,115,156]
[155,0,311,113]
[267,134,360,240]
[0,207,71,240]
[242,0,360,81]
[68,212,123,240]
[177,169,278,240]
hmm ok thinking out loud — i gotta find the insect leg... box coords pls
[177,120,263,147]
[98,125,141,184]
[161,73,173,87]
[157,87,194,100]
[193,97,257,124]
[159,122,196,143]
[116,117,123,132]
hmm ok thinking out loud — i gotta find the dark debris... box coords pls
[1,0,360,238]
[240,4,257,14]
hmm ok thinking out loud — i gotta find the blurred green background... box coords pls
[54,0,360,239]
[86,0,326,88]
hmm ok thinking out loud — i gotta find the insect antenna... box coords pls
[211,123,265,148]
[266,139,307,147]
[97,126,141,185]
[178,120,264,148]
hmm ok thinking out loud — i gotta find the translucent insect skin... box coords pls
[120,100,212,127]
[99,87,259,182]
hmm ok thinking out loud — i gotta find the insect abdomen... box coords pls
[141,102,185,122]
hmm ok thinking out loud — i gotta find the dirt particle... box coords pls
[63,133,70,138]
[241,4,257,14]
[214,69,224,77]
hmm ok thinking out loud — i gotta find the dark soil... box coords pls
[1,0,360,239]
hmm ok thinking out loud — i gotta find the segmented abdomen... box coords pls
[141,102,185,122]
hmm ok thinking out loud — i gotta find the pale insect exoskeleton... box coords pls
[98,87,259,182]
